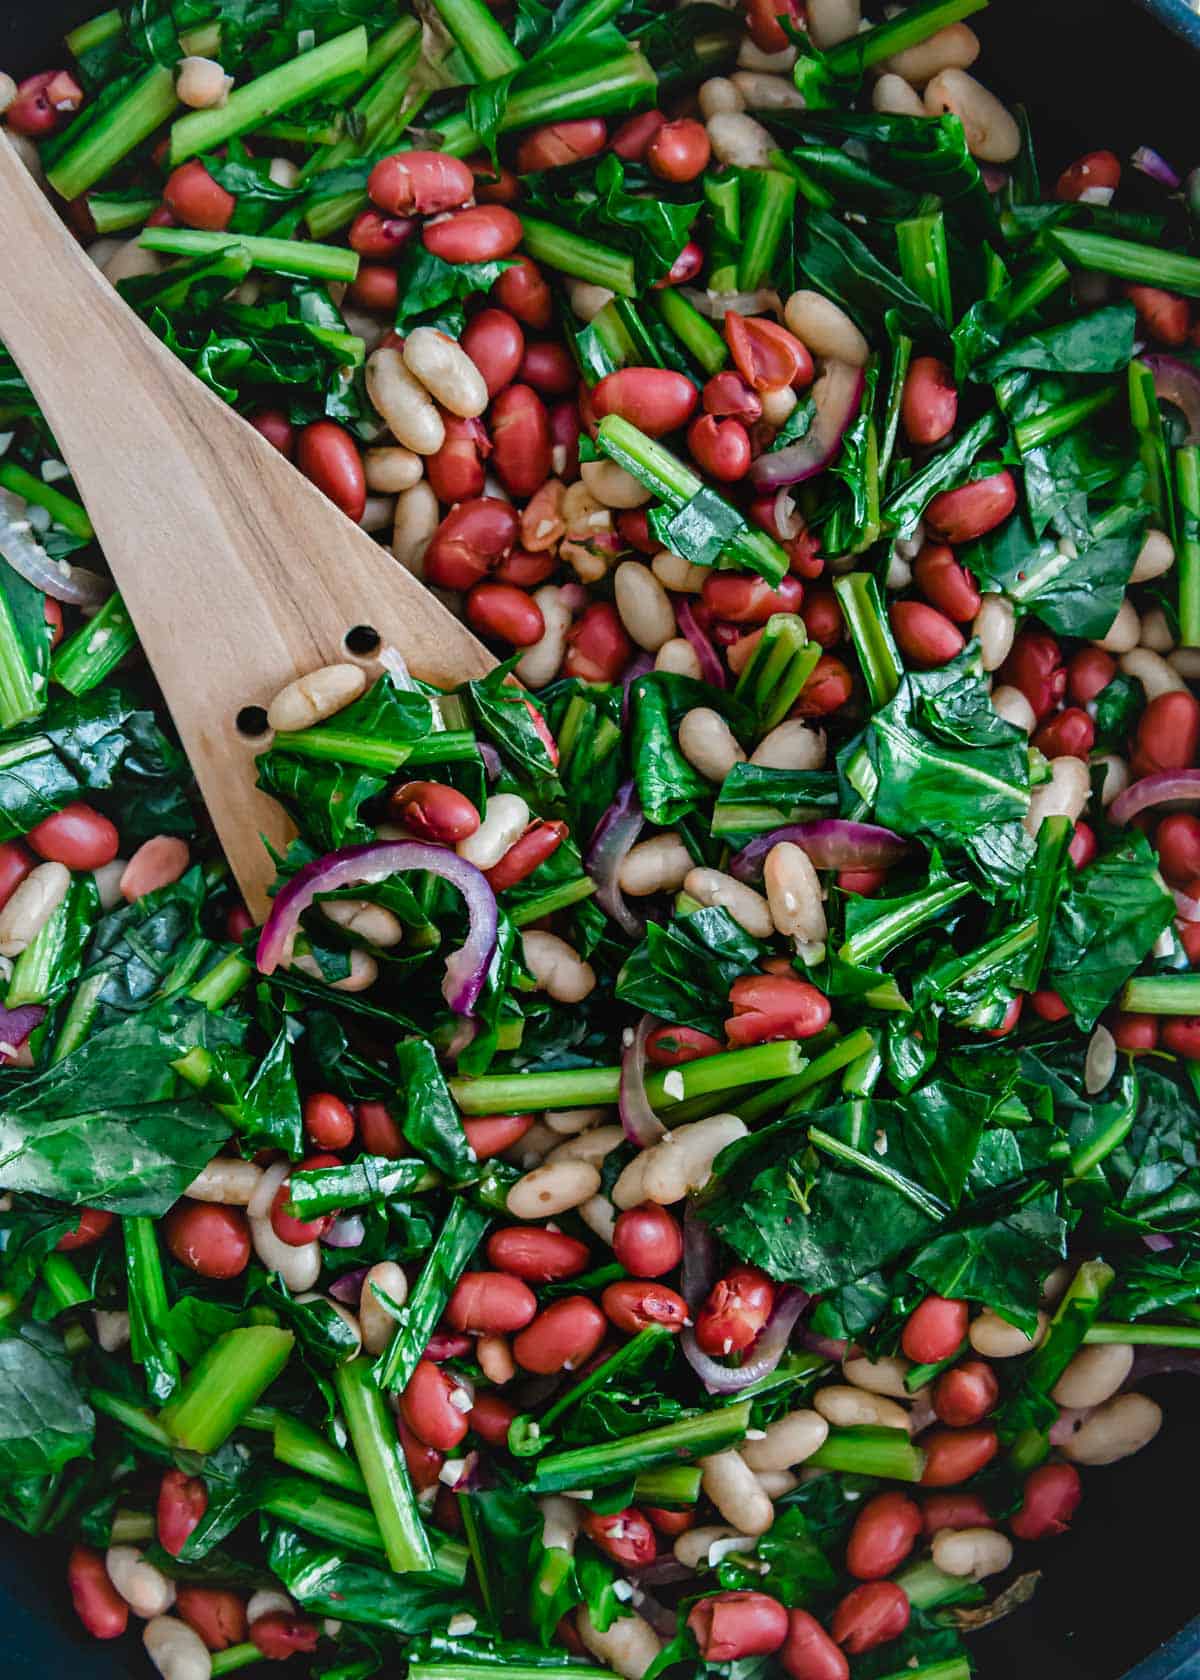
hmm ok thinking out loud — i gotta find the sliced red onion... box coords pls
[682,1205,719,1311]
[908,1389,937,1437]
[438,1448,481,1492]
[0,490,110,606]
[1173,888,1200,924]
[681,286,783,322]
[477,741,502,783]
[621,652,655,727]
[675,597,726,689]
[1141,356,1200,446]
[731,820,908,881]
[750,361,866,490]
[322,1213,366,1249]
[1142,1231,1176,1252]
[1132,146,1181,189]
[619,1013,666,1149]
[257,841,497,1016]
[772,486,802,540]
[681,1286,808,1394]
[585,780,645,938]
[1131,1347,1200,1381]
[328,1265,369,1304]
[1110,769,1200,825]
[795,1327,850,1361]
[0,1002,45,1062]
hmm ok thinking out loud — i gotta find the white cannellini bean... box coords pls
[991,684,1036,733]
[1170,647,1200,680]
[184,1158,263,1205]
[652,550,709,593]
[783,290,870,366]
[699,76,745,117]
[764,841,827,950]
[359,1261,408,1355]
[507,1119,558,1169]
[756,1470,799,1500]
[106,1547,176,1617]
[806,0,861,48]
[577,1192,617,1244]
[1096,597,1140,654]
[516,586,572,687]
[1130,528,1175,584]
[268,157,299,189]
[506,1158,601,1219]
[740,1410,829,1472]
[576,1605,663,1680]
[176,56,232,107]
[478,1333,516,1384]
[684,867,773,938]
[619,833,693,897]
[246,1590,293,1623]
[886,551,914,590]
[0,861,70,957]
[678,708,746,781]
[1119,647,1187,699]
[842,1355,916,1400]
[366,347,445,454]
[546,1124,624,1167]
[143,1617,212,1680]
[760,384,798,427]
[1139,607,1176,654]
[1051,1343,1135,1410]
[924,69,1020,163]
[291,949,378,993]
[566,280,615,322]
[321,897,405,947]
[458,793,530,868]
[522,930,596,1003]
[402,327,488,418]
[613,1113,748,1209]
[813,1385,911,1432]
[730,71,805,110]
[969,1308,1047,1358]
[656,638,704,679]
[974,594,1016,671]
[880,22,980,86]
[392,479,439,575]
[95,1309,131,1353]
[872,72,925,115]
[706,112,774,168]
[615,562,677,651]
[580,458,652,509]
[1060,1393,1162,1465]
[932,1528,1013,1582]
[544,1105,610,1136]
[736,37,796,70]
[751,720,827,770]
[700,1449,774,1534]
[365,446,423,493]
[100,236,162,284]
[1094,753,1129,808]
[267,663,366,733]
[0,73,17,114]
[540,1495,581,1552]
[674,1525,745,1568]
[91,858,127,914]
[250,1213,321,1291]
[1024,756,1090,836]
[1085,1022,1118,1094]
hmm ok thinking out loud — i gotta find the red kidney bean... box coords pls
[925,469,1017,544]
[164,159,235,230]
[349,209,415,257]
[176,1586,248,1651]
[467,581,545,647]
[891,601,965,669]
[494,548,556,587]
[921,1426,999,1487]
[602,1280,689,1333]
[688,1592,789,1662]
[446,1271,537,1334]
[645,1024,724,1065]
[1156,813,1200,883]
[695,1264,776,1355]
[795,654,854,717]
[1069,820,1097,870]
[1126,284,1190,347]
[248,409,295,457]
[1056,150,1121,202]
[44,597,64,649]
[250,1612,321,1659]
[487,1226,590,1281]
[390,781,481,844]
[369,151,475,215]
[118,835,189,903]
[492,383,553,497]
[270,1153,339,1246]
[1009,1461,1082,1541]
[913,544,981,623]
[592,368,698,437]
[462,307,525,398]
[425,1329,472,1362]
[656,240,704,289]
[164,1202,251,1279]
[351,1103,400,1163]
[725,314,813,394]
[517,118,607,173]
[726,974,833,1047]
[788,528,824,579]
[426,416,489,504]
[564,601,632,683]
[984,993,1024,1039]
[397,1415,444,1490]
[6,69,83,136]
[647,118,711,183]
[746,0,805,51]
[1163,1016,1200,1059]
[613,1205,684,1277]
[1135,691,1200,775]
[610,108,667,161]
[583,1507,657,1567]
[780,1609,850,1680]
[513,1296,607,1373]
[645,1504,695,1535]
[1067,646,1115,705]
[494,256,554,330]
[901,1295,968,1364]
[1000,628,1067,720]
[933,1359,1000,1428]
[838,867,888,895]
[401,1358,471,1451]
[426,497,519,589]
[68,1545,128,1640]
[616,508,656,554]
[832,1583,910,1654]
[464,1112,534,1159]
[1183,922,1200,965]
[800,589,844,648]
[424,205,523,263]
[702,572,804,624]
[303,1092,356,1150]
[485,819,568,890]
[688,414,751,482]
[1030,988,1071,1023]
[549,398,582,480]
[1032,707,1095,760]
[469,1390,517,1447]
[0,841,34,911]
[1111,1011,1158,1051]
[297,420,366,521]
[349,263,399,313]
[26,802,118,870]
[901,357,958,447]
[55,1207,114,1252]
[704,371,763,421]
[921,1491,994,1536]
[474,162,520,208]
[519,341,577,397]
[158,1468,208,1557]
[845,1492,922,1581]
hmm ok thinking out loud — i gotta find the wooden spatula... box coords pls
[0,133,495,919]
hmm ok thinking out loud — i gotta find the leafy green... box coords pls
[716,1505,838,1606]
[909,1193,1066,1335]
[394,1037,476,1181]
[1044,834,1175,1028]
[523,154,700,288]
[792,209,945,342]
[963,508,1145,641]
[0,1324,93,1478]
[973,304,1137,379]
[271,1523,471,1629]
[392,246,517,335]
[616,907,761,1036]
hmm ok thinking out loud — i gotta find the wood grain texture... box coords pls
[0,133,494,919]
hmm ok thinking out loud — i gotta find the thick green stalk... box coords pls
[1018,814,1071,992]
[428,0,523,79]
[188,950,254,1012]
[273,1415,367,1494]
[520,218,636,296]
[698,1029,875,1124]
[65,9,123,55]
[0,585,40,729]
[288,1156,436,1219]
[90,1389,174,1451]
[87,193,159,234]
[1015,387,1118,456]
[433,47,657,159]
[1120,974,1200,1013]
[50,592,136,696]
[0,461,92,540]
[47,67,178,202]
[704,173,741,293]
[139,227,359,282]
[300,17,421,174]
[507,875,597,925]
[260,1475,385,1557]
[1005,254,1071,322]
[529,1402,751,1495]
[374,1201,490,1391]
[211,1645,263,1676]
[1085,1322,1200,1348]
[651,288,728,376]
[1128,359,1174,537]
[1049,227,1200,296]
[42,1253,90,1314]
[268,725,477,773]
[823,0,987,75]
[336,1360,435,1573]
[834,573,904,708]
[840,882,971,969]
[1177,446,1200,647]
[735,613,821,733]
[738,170,798,293]
[124,1216,180,1404]
[632,1466,702,1504]
[894,1557,984,1610]
[807,1425,925,1482]
[897,212,952,328]
[160,1326,294,1454]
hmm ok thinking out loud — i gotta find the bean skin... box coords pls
[647,119,712,183]
[891,601,965,668]
[602,1279,689,1333]
[583,1508,657,1567]
[592,368,698,437]
[932,1359,1000,1428]
[1009,1462,1082,1540]
[491,383,553,497]
[921,1491,993,1537]
[612,1205,684,1276]
[513,1296,607,1373]
[901,356,958,446]
[687,1592,789,1662]
[55,1207,114,1251]
[695,1266,775,1355]
[493,257,554,330]
[424,205,523,263]
[164,159,235,229]
[610,108,666,162]
[297,421,366,520]
[368,151,474,215]
[446,1271,537,1334]
[157,1470,208,1557]
[464,1114,534,1160]
[400,1359,471,1451]
[68,1546,129,1640]
[913,544,981,622]
[831,1582,910,1654]
[924,469,1017,543]
[462,308,525,398]
[920,1426,999,1486]
[391,781,480,844]
[164,1202,251,1279]
[486,1226,589,1282]
[780,1609,849,1680]
[467,581,546,648]
[901,1295,967,1364]
[27,802,119,871]
[175,1586,248,1651]
[845,1492,922,1581]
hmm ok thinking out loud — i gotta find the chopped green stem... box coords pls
[1015,387,1118,455]
[46,67,178,202]
[0,461,93,540]
[139,228,359,283]
[300,17,421,181]
[1068,1080,1138,1179]
[428,0,523,80]
[651,288,729,377]
[211,1645,263,1676]
[739,170,798,293]
[87,192,159,234]
[824,0,987,75]
[809,1127,948,1221]
[1129,358,1175,537]
[925,917,1037,1022]
[1024,1258,1115,1400]
[897,212,952,328]
[894,1558,984,1610]
[0,585,40,730]
[878,331,913,489]
[1048,228,1200,297]
[528,1401,751,1495]
[1121,974,1200,1013]
[170,28,369,164]
[65,8,122,54]
[735,613,821,733]
[160,1326,294,1454]
[273,1415,367,1494]
[260,1474,385,1557]
[834,574,904,708]
[1018,814,1071,992]
[1005,255,1071,322]
[109,1509,156,1544]
[632,1465,702,1504]
[42,1253,90,1314]
[840,881,971,968]
[336,1359,434,1573]
[434,46,657,160]
[1176,447,1200,647]
[50,592,136,696]
[288,1156,437,1218]
[520,218,636,297]
[124,1216,180,1404]
[704,174,740,293]
[90,1389,174,1451]
[374,1200,490,1391]
[807,1425,925,1482]
[507,875,597,926]
[305,90,429,239]
[1085,1322,1200,1348]
[269,725,478,773]
[188,950,254,1012]
[735,1028,876,1123]
[543,1328,670,1434]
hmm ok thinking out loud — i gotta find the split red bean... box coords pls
[349,208,416,257]
[656,241,704,288]
[831,1582,910,1654]
[695,1264,776,1355]
[645,1504,695,1535]
[175,1586,248,1652]
[446,1271,538,1334]
[520,342,577,397]
[487,1225,590,1282]
[647,118,712,183]
[688,414,752,482]
[1000,628,1067,720]
[726,974,832,1046]
[687,1592,789,1662]
[427,416,489,504]
[1069,821,1097,870]
[725,314,813,394]
[583,1507,657,1566]
[564,601,632,683]
[26,802,119,870]
[517,118,607,173]
[0,841,34,911]
[602,1279,689,1333]
[424,1329,472,1362]
[491,383,553,497]
[55,1207,114,1251]
[485,819,569,891]
[592,368,699,437]
[920,1491,994,1536]
[645,1024,724,1065]
[933,1359,1000,1428]
[297,421,366,521]
[1055,150,1120,202]
[920,1426,999,1487]
[462,307,525,398]
[901,357,958,446]
[612,1205,684,1277]
[610,108,666,162]
[303,1091,356,1150]
[890,601,965,668]
[368,151,475,215]
[704,371,763,421]
[780,1608,850,1680]
[390,781,481,844]
[425,498,519,590]
[494,256,554,330]
[249,1612,321,1659]
[1009,1461,1083,1541]
[1032,707,1094,760]
[158,1469,208,1557]
[464,1113,534,1159]
[400,1358,471,1451]
[513,1296,607,1373]
[424,205,523,263]
[913,544,981,623]
[68,1545,128,1640]
[549,398,582,479]
[701,572,804,624]
[6,69,84,136]
[795,656,854,717]
[901,1295,968,1364]
[924,469,1017,544]
[494,547,556,587]
[164,1202,251,1279]
[163,159,235,230]
[467,581,546,647]
[845,1492,922,1581]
